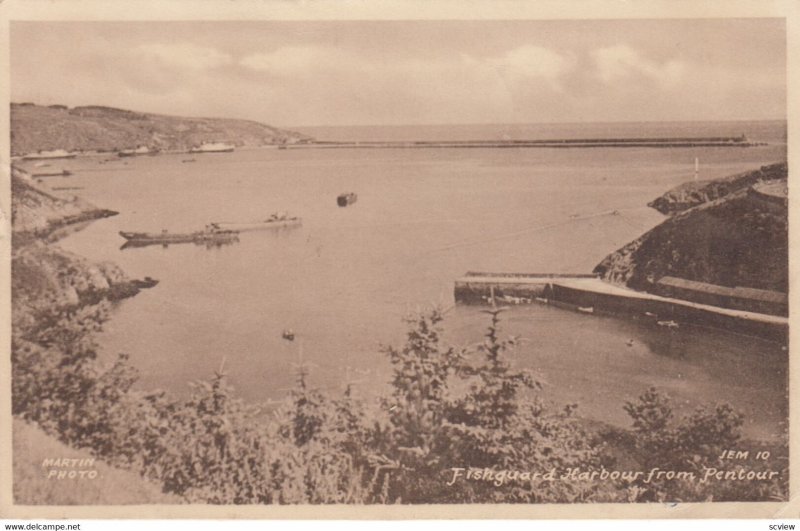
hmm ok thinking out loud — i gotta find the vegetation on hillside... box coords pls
[594,162,788,293]
[11,295,787,503]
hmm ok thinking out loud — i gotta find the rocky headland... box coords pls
[11,102,313,156]
[11,166,155,332]
[594,162,788,296]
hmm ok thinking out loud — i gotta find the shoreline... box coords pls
[10,135,773,160]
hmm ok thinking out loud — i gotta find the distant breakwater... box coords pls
[296,136,764,150]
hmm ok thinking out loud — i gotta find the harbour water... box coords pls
[51,120,787,440]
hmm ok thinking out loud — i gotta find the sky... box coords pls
[10,19,787,127]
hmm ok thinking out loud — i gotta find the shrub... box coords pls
[621,388,786,502]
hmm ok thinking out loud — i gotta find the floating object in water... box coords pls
[23,149,78,160]
[31,169,72,177]
[657,320,679,329]
[118,224,239,246]
[118,146,156,157]
[132,276,159,289]
[282,329,295,341]
[577,306,594,314]
[189,142,235,153]
[337,192,358,207]
[535,297,548,304]
[214,214,302,232]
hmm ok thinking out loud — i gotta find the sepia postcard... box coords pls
[0,0,798,521]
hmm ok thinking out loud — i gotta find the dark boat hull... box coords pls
[118,229,239,246]
[337,193,358,207]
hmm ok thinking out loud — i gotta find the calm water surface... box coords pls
[50,121,787,439]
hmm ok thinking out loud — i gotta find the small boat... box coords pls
[118,146,154,157]
[577,306,594,314]
[188,142,235,154]
[282,329,295,341]
[535,297,549,304]
[31,169,72,177]
[23,149,78,160]
[337,192,358,207]
[215,214,302,232]
[118,224,239,246]
[657,320,680,329]
[132,276,159,289]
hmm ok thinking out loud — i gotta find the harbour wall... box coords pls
[454,273,788,344]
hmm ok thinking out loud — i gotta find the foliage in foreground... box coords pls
[12,301,788,504]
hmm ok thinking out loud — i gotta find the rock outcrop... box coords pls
[648,162,787,215]
[11,167,151,332]
[594,163,788,295]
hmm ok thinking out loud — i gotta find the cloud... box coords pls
[489,46,575,90]
[240,46,352,76]
[135,43,232,70]
[592,45,685,87]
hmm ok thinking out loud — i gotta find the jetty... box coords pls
[454,272,787,343]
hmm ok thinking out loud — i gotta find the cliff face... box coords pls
[648,162,787,215]
[594,163,788,294]
[11,167,143,332]
[11,103,313,155]
[11,166,117,239]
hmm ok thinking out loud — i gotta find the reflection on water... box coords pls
[120,238,241,251]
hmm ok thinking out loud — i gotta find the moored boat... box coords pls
[214,213,302,232]
[31,169,72,177]
[188,142,235,153]
[337,192,358,207]
[118,224,239,245]
[22,149,78,160]
[118,146,156,157]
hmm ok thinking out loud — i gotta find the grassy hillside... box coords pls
[11,103,313,155]
[594,162,788,293]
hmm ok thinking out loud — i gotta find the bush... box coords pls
[11,292,786,504]
[375,307,608,503]
[621,388,786,502]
